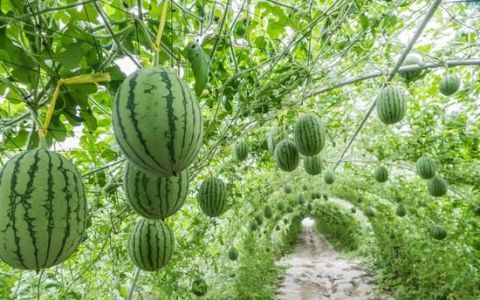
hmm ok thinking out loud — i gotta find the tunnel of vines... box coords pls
[0,0,479,299]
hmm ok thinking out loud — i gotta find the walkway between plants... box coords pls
[276,220,390,300]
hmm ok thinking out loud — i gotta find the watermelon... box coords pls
[416,156,437,179]
[439,74,460,96]
[0,149,87,270]
[232,139,249,162]
[264,205,273,219]
[427,176,447,197]
[396,204,407,217]
[112,67,204,177]
[228,246,239,261]
[431,225,447,240]
[365,206,376,217]
[274,139,300,171]
[374,166,389,183]
[249,220,258,231]
[267,128,283,154]
[324,170,335,184]
[376,85,408,125]
[283,184,292,193]
[297,193,305,205]
[293,114,326,156]
[304,155,323,175]
[127,219,174,271]
[255,215,264,226]
[276,202,285,211]
[287,206,294,213]
[197,177,227,217]
[275,225,280,231]
[351,207,357,214]
[192,278,208,296]
[124,163,188,219]
[399,55,422,81]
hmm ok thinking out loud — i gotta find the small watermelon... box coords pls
[284,184,292,193]
[376,85,408,125]
[267,128,283,154]
[374,166,389,183]
[416,156,437,179]
[324,170,335,184]
[304,155,323,175]
[249,219,259,231]
[427,176,447,197]
[232,139,249,162]
[439,74,460,96]
[398,55,422,81]
[274,139,300,171]
[228,246,239,261]
[124,163,188,219]
[197,177,227,217]
[264,205,273,219]
[430,225,447,240]
[396,204,407,217]
[294,114,326,156]
[297,193,305,205]
[127,219,174,271]
[192,278,208,296]
[255,215,264,226]
[365,206,376,217]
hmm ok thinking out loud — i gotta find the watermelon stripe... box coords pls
[146,224,153,269]
[160,71,178,173]
[43,151,54,266]
[127,75,165,171]
[52,157,72,266]
[114,74,153,171]
[20,150,41,269]
[8,151,29,268]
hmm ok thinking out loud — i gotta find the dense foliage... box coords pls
[0,0,479,299]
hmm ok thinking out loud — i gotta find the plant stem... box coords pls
[127,268,141,300]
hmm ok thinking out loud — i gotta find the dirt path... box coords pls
[276,220,390,300]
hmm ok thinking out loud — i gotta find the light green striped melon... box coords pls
[427,176,447,197]
[374,166,389,183]
[274,139,300,172]
[439,74,460,96]
[197,177,227,217]
[127,219,174,271]
[399,55,422,81]
[294,114,326,156]
[324,170,335,184]
[124,163,188,219]
[304,155,323,175]
[416,156,437,179]
[376,85,408,125]
[233,139,249,162]
[0,149,87,270]
[267,128,283,154]
[112,67,203,177]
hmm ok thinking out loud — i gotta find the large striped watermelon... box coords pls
[197,177,227,217]
[294,114,326,156]
[274,139,300,172]
[416,156,437,179]
[233,139,249,162]
[127,219,174,271]
[0,149,87,270]
[267,128,283,154]
[439,74,460,96]
[399,55,422,81]
[376,85,408,125]
[374,166,389,183]
[112,67,203,177]
[304,155,323,175]
[124,163,188,219]
[427,176,448,197]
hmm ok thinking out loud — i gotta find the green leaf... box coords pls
[186,43,209,95]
